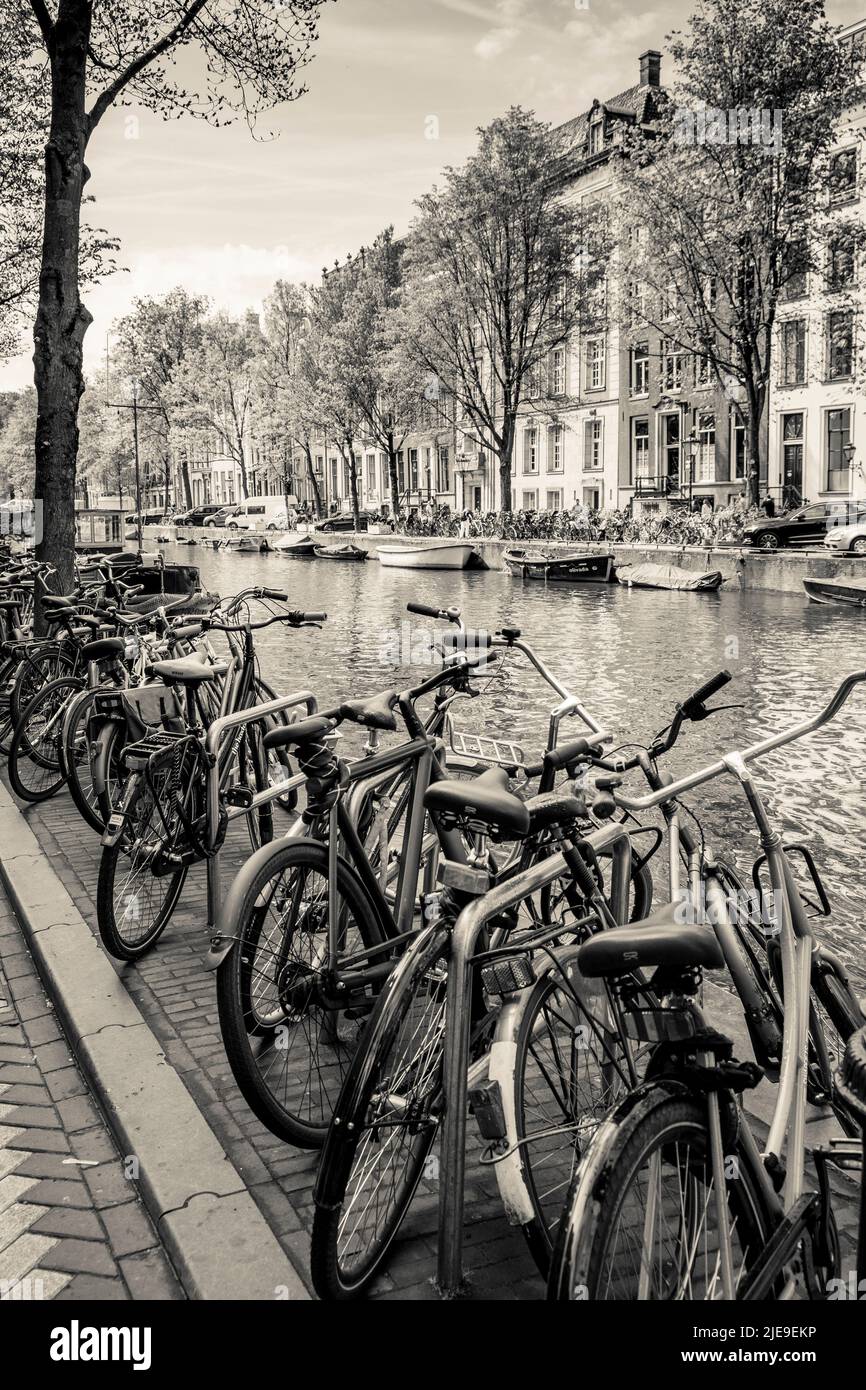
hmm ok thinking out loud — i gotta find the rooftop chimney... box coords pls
[639,50,661,87]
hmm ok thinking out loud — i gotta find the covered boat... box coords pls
[220,535,266,552]
[274,534,318,556]
[377,539,486,570]
[803,575,866,607]
[314,543,368,562]
[107,560,217,616]
[616,562,724,592]
[503,548,614,582]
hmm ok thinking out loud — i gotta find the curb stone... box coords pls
[0,781,309,1301]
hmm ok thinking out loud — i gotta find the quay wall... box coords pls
[157,527,866,596]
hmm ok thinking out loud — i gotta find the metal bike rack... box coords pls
[203,690,317,916]
[436,820,634,1297]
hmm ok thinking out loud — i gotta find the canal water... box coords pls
[163,541,866,983]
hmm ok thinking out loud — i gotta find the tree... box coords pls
[397,107,607,514]
[15,0,329,594]
[614,0,863,503]
[112,288,208,511]
[311,262,364,529]
[178,309,265,501]
[0,388,38,497]
[259,281,325,518]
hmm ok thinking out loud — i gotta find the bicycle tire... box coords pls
[311,922,449,1299]
[216,838,386,1147]
[10,644,75,726]
[8,677,83,803]
[96,762,194,961]
[548,1092,773,1301]
[61,688,114,833]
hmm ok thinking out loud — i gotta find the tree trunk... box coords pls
[33,2,94,610]
[344,439,361,531]
[178,453,192,510]
[747,395,762,507]
[302,441,324,518]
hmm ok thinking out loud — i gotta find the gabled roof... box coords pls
[556,80,663,156]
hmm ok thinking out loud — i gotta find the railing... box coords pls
[633,473,680,497]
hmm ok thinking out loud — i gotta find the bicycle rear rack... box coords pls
[447,727,526,769]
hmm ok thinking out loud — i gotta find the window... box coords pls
[732,413,748,480]
[546,489,563,511]
[523,427,538,473]
[584,418,603,470]
[695,413,716,482]
[830,148,858,204]
[396,451,405,491]
[828,233,855,289]
[780,319,806,386]
[661,338,684,393]
[827,310,854,379]
[315,454,324,476]
[588,116,603,156]
[549,347,566,396]
[630,344,649,397]
[660,413,681,483]
[342,460,351,495]
[367,455,376,495]
[437,446,450,493]
[695,352,713,389]
[409,448,419,492]
[826,407,852,493]
[782,412,804,495]
[660,282,676,321]
[381,461,389,498]
[585,337,605,390]
[628,282,648,328]
[630,416,650,481]
[547,425,563,472]
[330,458,339,499]
[783,239,809,300]
[521,490,538,510]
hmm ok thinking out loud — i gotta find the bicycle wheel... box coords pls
[8,677,82,803]
[216,839,385,1147]
[549,1092,772,1301]
[510,946,636,1276]
[61,688,120,833]
[0,654,19,753]
[10,644,74,726]
[96,764,192,961]
[311,922,449,1299]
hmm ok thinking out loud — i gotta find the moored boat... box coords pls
[314,543,368,562]
[274,535,318,556]
[803,575,866,607]
[616,562,724,592]
[220,535,266,553]
[503,548,614,582]
[377,539,486,570]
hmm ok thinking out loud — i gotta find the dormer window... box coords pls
[589,115,604,156]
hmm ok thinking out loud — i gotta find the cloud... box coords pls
[475,26,519,59]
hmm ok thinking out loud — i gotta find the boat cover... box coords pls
[616,563,723,592]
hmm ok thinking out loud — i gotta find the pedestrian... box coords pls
[459,507,473,538]
[762,494,776,518]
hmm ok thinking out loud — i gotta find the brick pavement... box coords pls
[0,877,183,1302]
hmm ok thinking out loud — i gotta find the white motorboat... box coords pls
[376,539,486,570]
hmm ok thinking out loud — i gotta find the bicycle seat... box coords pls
[82,636,126,662]
[338,690,399,731]
[425,767,531,839]
[42,594,76,610]
[148,653,228,685]
[263,714,336,750]
[578,903,724,979]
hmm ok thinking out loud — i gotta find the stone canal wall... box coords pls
[168,526,866,596]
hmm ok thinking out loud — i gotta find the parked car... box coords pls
[175,504,224,527]
[742,500,866,551]
[208,505,240,528]
[229,497,290,531]
[824,512,866,556]
[314,510,373,533]
[125,509,168,528]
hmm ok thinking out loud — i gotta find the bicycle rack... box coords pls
[436,820,634,1298]
[203,690,317,927]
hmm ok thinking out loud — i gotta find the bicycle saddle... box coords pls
[263,714,335,750]
[148,653,228,684]
[425,766,531,838]
[82,636,126,662]
[42,594,77,609]
[578,903,724,979]
[338,690,399,731]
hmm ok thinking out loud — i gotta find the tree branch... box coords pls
[28,0,54,51]
[86,0,211,136]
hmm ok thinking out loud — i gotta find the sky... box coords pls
[2,0,864,391]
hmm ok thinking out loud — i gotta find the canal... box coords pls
[161,541,866,984]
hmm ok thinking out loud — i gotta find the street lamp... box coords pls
[105,377,162,554]
[684,431,700,511]
[842,441,862,493]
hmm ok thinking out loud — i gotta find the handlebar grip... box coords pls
[298,611,326,623]
[263,588,288,601]
[680,670,732,714]
[545,737,592,771]
[407,603,442,619]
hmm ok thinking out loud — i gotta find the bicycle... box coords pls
[547,669,866,1301]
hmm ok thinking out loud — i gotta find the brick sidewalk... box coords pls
[0,879,183,1302]
[11,785,545,1299]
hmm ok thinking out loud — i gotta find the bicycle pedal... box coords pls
[225,786,254,808]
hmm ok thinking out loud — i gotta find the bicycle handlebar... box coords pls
[407,602,462,625]
[615,669,866,812]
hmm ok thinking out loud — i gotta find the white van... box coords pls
[228,497,291,531]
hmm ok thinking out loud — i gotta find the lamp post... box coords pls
[842,441,861,495]
[105,378,162,554]
[684,431,700,511]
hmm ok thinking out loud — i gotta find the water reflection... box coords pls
[163,541,866,983]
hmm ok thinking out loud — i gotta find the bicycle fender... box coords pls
[101,772,141,848]
[210,833,329,958]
